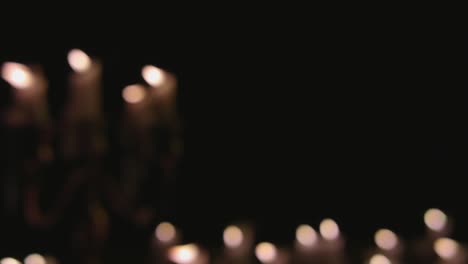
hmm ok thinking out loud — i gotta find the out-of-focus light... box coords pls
[434,238,459,260]
[424,208,447,232]
[223,225,244,248]
[122,84,146,104]
[374,229,398,251]
[67,49,92,73]
[320,218,340,241]
[168,244,199,264]
[369,254,391,264]
[155,222,176,243]
[0,258,21,264]
[296,224,318,247]
[255,242,277,263]
[24,253,46,264]
[142,65,165,87]
[1,62,33,89]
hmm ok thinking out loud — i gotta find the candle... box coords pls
[293,224,320,263]
[0,258,21,264]
[215,224,255,264]
[433,238,467,264]
[24,253,46,264]
[152,221,181,263]
[168,243,209,264]
[255,242,289,264]
[373,228,403,262]
[318,218,346,263]
[62,49,104,159]
[368,254,391,264]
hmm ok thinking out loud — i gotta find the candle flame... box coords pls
[255,242,277,263]
[142,65,165,87]
[374,229,398,251]
[155,222,176,243]
[1,62,33,89]
[168,244,199,264]
[434,238,459,260]
[24,253,46,264]
[223,225,244,248]
[68,49,92,73]
[369,254,391,264]
[319,218,340,241]
[424,208,447,232]
[0,258,21,264]
[122,84,146,104]
[296,224,318,247]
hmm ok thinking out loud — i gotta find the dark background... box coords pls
[0,16,466,261]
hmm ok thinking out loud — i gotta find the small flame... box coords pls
[223,225,244,248]
[142,65,165,87]
[255,242,277,263]
[319,218,340,241]
[24,253,46,264]
[369,254,391,264]
[296,224,318,247]
[68,49,92,73]
[1,62,33,89]
[0,258,21,264]
[424,208,447,232]
[155,222,176,243]
[434,238,459,260]
[122,84,146,104]
[168,244,199,264]
[375,229,398,251]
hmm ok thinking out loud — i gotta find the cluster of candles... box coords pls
[0,208,464,264]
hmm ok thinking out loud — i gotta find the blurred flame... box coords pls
[369,254,391,264]
[255,242,277,263]
[155,222,176,243]
[319,218,340,241]
[1,62,33,89]
[0,258,21,264]
[223,225,244,248]
[24,253,46,264]
[424,208,447,232]
[122,84,146,104]
[142,65,165,87]
[434,238,459,260]
[375,229,398,251]
[296,224,318,247]
[168,244,199,264]
[68,49,92,73]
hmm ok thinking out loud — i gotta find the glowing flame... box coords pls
[24,254,46,264]
[369,254,391,264]
[434,238,459,260]
[68,49,92,73]
[1,62,33,89]
[168,244,199,264]
[424,208,447,232]
[296,224,318,247]
[0,258,21,264]
[319,218,340,241]
[375,229,398,251]
[255,242,277,263]
[142,65,165,87]
[122,84,146,104]
[155,222,176,243]
[223,225,244,248]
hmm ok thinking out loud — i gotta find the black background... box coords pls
[0,14,466,261]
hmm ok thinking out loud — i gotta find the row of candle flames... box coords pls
[0,208,462,264]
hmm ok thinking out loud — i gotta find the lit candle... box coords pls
[293,224,320,263]
[62,49,104,159]
[152,221,181,263]
[318,218,346,263]
[373,228,402,262]
[255,242,289,264]
[368,254,392,264]
[414,208,451,262]
[168,243,209,264]
[434,237,467,264]
[24,253,46,264]
[215,224,255,264]
[0,257,21,264]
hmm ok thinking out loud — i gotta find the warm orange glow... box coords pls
[255,242,277,263]
[142,65,165,87]
[122,84,146,104]
[434,238,459,260]
[67,49,92,73]
[374,229,398,251]
[319,218,340,241]
[424,208,447,232]
[296,224,318,247]
[223,225,244,248]
[168,244,199,264]
[155,222,176,243]
[369,254,391,264]
[24,253,46,264]
[1,62,33,89]
[0,258,21,264]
